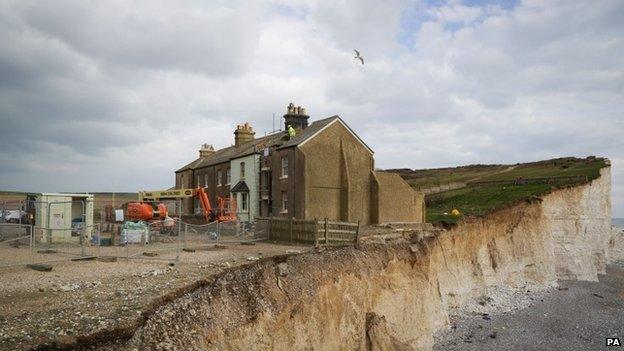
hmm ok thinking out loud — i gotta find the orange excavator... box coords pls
[125,187,236,222]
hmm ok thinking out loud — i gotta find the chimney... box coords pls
[234,122,255,146]
[284,102,309,130]
[199,143,215,157]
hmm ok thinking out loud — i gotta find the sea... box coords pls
[613,218,624,229]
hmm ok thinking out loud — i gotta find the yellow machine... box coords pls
[136,188,236,222]
[138,189,196,201]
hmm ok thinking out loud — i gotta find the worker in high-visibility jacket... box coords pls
[287,124,296,138]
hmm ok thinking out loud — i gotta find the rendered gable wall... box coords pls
[299,120,373,224]
[371,171,424,224]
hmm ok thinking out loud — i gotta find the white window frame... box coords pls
[217,170,222,187]
[240,162,245,179]
[204,174,208,187]
[281,156,288,179]
[226,168,231,185]
[281,191,288,213]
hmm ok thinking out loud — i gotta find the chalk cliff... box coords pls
[92,167,618,351]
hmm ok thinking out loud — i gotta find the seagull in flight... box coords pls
[354,49,364,65]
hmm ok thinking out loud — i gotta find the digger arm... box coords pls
[196,187,213,222]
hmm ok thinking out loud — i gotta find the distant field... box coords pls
[389,156,609,226]
[0,192,138,211]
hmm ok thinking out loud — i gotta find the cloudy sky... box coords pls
[0,0,622,216]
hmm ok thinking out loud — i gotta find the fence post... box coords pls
[30,225,34,264]
[324,218,328,245]
[183,223,188,248]
[96,224,101,258]
[354,220,361,248]
[80,227,86,257]
[289,217,293,243]
[314,218,318,246]
[268,218,272,241]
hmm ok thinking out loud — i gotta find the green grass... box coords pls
[388,164,509,189]
[389,156,609,226]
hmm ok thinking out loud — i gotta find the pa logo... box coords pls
[607,337,621,346]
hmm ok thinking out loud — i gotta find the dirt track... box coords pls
[434,262,624,351]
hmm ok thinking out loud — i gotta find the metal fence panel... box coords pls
[182,221,219,249]
[0,223,32,267]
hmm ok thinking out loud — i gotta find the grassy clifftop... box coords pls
[388,156,609,226]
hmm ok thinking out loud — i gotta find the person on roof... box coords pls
[287,124,296,138]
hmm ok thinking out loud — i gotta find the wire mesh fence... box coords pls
[0,223,33,267]
[0,218,275,268]
[0,194,342,268]
[181,221,219,249]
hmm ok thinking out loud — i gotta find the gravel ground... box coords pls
[434,262,624,351]
[0,242,306,350]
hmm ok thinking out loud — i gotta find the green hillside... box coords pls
[389,157,609,226]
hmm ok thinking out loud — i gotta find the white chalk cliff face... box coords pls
[106,167,618,351]
[542,167,612,280]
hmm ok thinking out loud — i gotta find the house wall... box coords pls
[299,121,374,224]
[193,167,212,212]
[175,169,194,215]
[177,162,231,216]
[213,162,231,209]
[259,154,272,217]
[371,171,424,224]
[229,154,260,222]
[269,147,305,219]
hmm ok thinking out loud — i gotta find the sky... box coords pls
[0,0,622,216]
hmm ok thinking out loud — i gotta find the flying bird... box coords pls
[354,49,364,65]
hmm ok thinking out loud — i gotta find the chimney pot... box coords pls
[284,102,309,130]
[199,144,215,157]
[234,122,255,146]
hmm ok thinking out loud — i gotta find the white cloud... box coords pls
[0,0,622,216]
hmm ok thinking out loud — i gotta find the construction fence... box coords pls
[0,219,268,268]
[260,217,361,245]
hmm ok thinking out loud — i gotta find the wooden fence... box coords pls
[467,175,588,187]
[259,217,360,245]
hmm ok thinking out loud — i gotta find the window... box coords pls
[241,193,248,211]
[196,175,200,187]
[281,156,288,178]
[240,162,245,179]
[261,172,270,189]
[226,168,231,185]
[217,170,222,186]
[281,191,288,213]
[204,174,208,187]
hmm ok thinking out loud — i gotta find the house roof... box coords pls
[176,114,373,173]
[176,132,286,173]
[278,115,374,154]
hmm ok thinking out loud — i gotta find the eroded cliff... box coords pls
[93,167,616,351]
